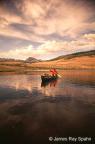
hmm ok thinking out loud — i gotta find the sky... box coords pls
[0,0,95,60]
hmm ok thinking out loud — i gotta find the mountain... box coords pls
[31,50,95,70]
[0,50,95,72]
[25,57,41,63]
[49,50,95,61]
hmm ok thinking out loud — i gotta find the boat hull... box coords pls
[41,75,58,82]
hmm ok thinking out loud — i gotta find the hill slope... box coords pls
[49,50,95,61]
[0,50,95,72]
[31,50,95,70]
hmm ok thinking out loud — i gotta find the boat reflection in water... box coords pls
[41,79,58,87]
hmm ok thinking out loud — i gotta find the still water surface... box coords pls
[0,70,95,143]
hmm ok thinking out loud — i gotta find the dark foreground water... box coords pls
[0,70,95,144]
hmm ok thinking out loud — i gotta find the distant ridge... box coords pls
[49,50,95,61]
[25,57,41,63]
[0,58,23,62]
[0,50,94,62]
[0,50,95,71]
[0,57,41,63]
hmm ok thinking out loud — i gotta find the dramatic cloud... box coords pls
[0,34,95,60]
[0,0,95,59]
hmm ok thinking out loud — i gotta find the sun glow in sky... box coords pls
[0,0,95,60]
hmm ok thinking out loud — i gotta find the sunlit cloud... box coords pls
[0,34,95,60]
[0,0,95,59]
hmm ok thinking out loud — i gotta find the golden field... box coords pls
[0,55,95,73]
[31,56,95,69]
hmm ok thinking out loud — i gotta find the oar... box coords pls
[57,74,62,78]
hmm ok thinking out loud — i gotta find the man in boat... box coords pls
[42,69,58,77]
[50,68,58,76]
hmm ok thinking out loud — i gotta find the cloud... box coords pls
[0,34,95,60]
[26,0,95,38]
[0,0,95,40]
[0,0,95,59]
[83,33,95,41]
[21,0,46,19]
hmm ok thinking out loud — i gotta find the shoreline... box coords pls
[0,69,95,75]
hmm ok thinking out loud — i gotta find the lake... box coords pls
[0,70,95,144]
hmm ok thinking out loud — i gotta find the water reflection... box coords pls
[41,79,58,87]
[0,75,40,92]
[0,71,95,144]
